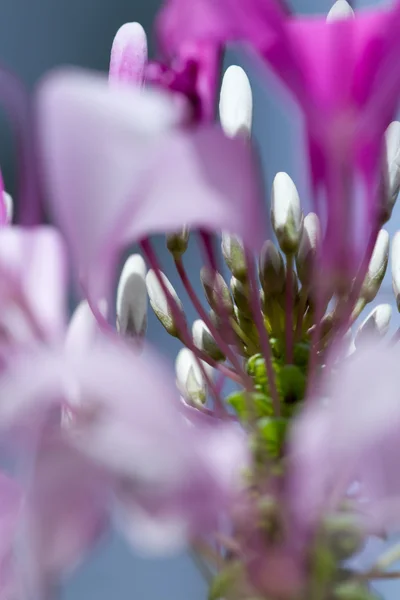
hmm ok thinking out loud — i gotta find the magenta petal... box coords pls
[37,70,265,305]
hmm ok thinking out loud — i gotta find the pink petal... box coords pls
[0,472,22,599]
[36,69,265,306]
[112,421,249,554]
[19,433,109,585]
[0,227,67,345]
[289,342,400,531]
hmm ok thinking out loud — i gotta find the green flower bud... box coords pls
[259,241,285,296]
[296,212,320,287]
[278,364,306,405]
[293,342,310,369]
[231,276,252,318]
[201,267,233,314]
[146,270,185,337]
[361,229,389,303]
[322,513,365,560]
[221,232,247,281]
[271,172,303,255]
[192,319,225,361]
[166,227,190,258]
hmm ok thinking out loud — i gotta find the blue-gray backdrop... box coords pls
[0,0,397,598]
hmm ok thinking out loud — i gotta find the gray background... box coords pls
[0,0,397,598]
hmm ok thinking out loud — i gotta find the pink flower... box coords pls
[36,69,265,310]
[157,0,400,285]
[0,225,248,594]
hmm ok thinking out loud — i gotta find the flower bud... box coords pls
[322,513,364,560]
[175,348,213,406]
[192,319,225,361]
[201,267,233,314]
[361,229,389,303]
[166,227,190,259]
[230,277,252,318]
[355,304,392,347]
[393,231,400,310]
[219,65,252,139]
[146,270,184,337]
[296,213,320,287]
[209,309,239,346]
[2,192,13,224]
[271,173,303,254]
[383,121,400,222]
[259,241,285,297]
[116,254,147,339]
[221,232,247,281]
[109,22,147,86]
[326,0,354,22]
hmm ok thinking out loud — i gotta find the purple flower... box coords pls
[157,0,400,285]
[36,69,265,310]
[0,223,248,594]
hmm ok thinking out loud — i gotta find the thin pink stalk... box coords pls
[141,238,227,415]
[174,256,253,391]
[245,249,280,416]
[285,254,294,363]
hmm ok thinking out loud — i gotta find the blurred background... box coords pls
[0,0,397,598]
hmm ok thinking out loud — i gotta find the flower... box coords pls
[0,223,248,596]
[36,69,265,310]
[157,0,400,287]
